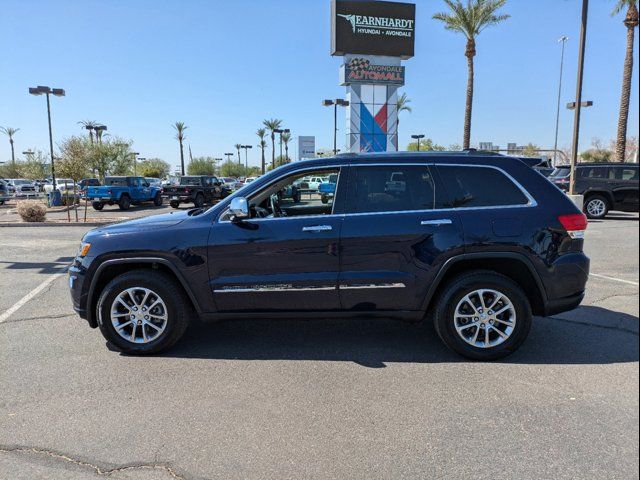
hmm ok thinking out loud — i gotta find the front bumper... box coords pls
[68,262,95,327]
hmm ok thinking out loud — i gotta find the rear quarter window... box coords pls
[435,165,530,208]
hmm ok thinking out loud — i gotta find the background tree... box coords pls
[448,143,463,151]
[613,0,639,161]
[58,137,91,221]
[77,120,98,144]
[234,143,242,164]
[281,131,291,164]
[263,118,282,170]
[0,126,19,168]
[173,122,188,175]
[396,93,412,129]
[520,143,542,157]
[433,0,509,149]
[219,160,245,178]
[406,138,446,151]
[581,137,613,162]
[187,157,218,175]
[137,158,171,178]
[20,150,49,180]
[257,128,268,174]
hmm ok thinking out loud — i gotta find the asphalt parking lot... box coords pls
[0,213,638,479]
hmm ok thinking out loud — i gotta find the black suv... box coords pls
[550,163,639,219]
[162,175,231,208]
[69,153,590,360]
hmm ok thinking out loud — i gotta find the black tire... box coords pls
[432,270,532,361]
[169,200,180,209]
[96,270,190,355]
[118,195,131,211]
[584,194,609,220]
[153,193,163,206]
[321,194,328,204]
[92,201,104,211]
[193,193,205,208]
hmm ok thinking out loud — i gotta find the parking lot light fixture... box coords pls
[29,85,65,191]
[323,99,350,154]
[411,134,425,151]
[240,145,253,171]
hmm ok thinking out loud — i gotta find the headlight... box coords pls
[77,242,91,257]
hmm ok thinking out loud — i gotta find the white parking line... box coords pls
[590,273,639,287]
[0,273,65,323]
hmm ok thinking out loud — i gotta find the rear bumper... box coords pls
[543,291,585,316]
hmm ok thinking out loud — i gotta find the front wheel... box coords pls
[96,270,190,355]
[584,195,609,219]
[92,201,104,211]
[432,271,532,361]
[193,193,205,208]
[169,200,180,209]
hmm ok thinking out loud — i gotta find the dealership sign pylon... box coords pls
[331,0,415,153]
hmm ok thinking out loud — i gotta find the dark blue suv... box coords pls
[68,152,590,360]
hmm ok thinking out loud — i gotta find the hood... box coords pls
[88,210,192,237]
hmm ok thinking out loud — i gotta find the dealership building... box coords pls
[331,0,415,153]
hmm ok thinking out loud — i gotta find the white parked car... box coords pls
[294,176,324,191]
[244,177,258,184]
[145,177,162,188]
[44,178,77,194]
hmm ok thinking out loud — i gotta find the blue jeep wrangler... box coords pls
[86,176,163,211]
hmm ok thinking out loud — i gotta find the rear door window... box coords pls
[578,167,609,179]
[346,165,435,214]
[435,165,530,208]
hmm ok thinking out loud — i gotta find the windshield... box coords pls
[14,180,31,185]
[180,177,202,186]
[550,167,570,178]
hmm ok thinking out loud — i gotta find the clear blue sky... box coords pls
[1,0,638,170]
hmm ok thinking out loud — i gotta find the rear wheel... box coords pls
[92,201,104,211]
[169,200,180,209]
[118,195,131,210]
[584,195,609,219]
[153,193,163,206]
[96,270,190,355]
[432,271,532,361]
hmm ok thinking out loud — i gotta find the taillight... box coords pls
[558,213,588,239]
[185,188,190,194]
[107,189,112,195]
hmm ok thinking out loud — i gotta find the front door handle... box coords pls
[420,219,453,226]
[302,225,333,232]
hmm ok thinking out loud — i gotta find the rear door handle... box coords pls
[420,219,453,226]
[302,225,333,232]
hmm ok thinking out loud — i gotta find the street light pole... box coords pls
[323,99,349,154]
[241,145,253,171]
[553,36,569,167]
[569,0,589,197]
[29,86,65,191]
[411,134,425,152]
[131,152,140,176]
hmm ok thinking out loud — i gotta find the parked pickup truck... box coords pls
[162,175,231,208]
[86,176,163,211]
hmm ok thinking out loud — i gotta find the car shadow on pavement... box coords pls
[154,306,638,368]
[0,257,73,274]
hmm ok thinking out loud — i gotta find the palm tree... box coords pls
[173,122,188,175]
[433,0,509,150]
[78,120,98,144]
[613,0,639,161]
[0,127,19,168]
[263,118,282,170]
[234,143,242,165]
[257,128,268,174]
[281,132,291,164]
[396,93,412,130]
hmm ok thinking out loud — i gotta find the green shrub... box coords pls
[17,200,47,222]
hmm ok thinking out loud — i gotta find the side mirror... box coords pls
[229,196,249,221]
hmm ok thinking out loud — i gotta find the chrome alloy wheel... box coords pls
[454,289,516,349]
[586,198,606,217]
[110,287,168,344]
